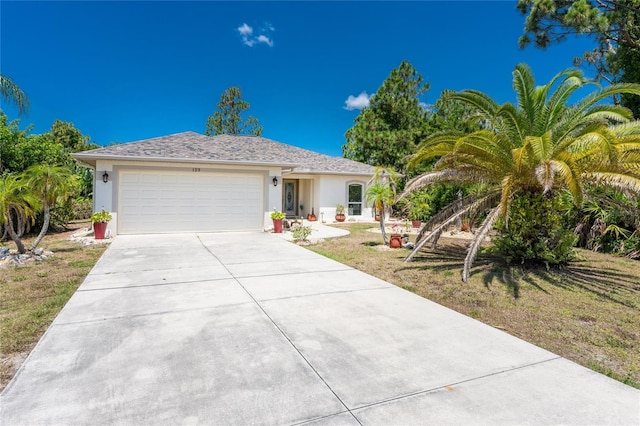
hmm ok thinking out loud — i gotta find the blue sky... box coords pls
[1,1,596,157]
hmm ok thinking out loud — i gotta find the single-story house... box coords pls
[72,131,376,235]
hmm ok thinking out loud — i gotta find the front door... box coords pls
[282,179,298,217]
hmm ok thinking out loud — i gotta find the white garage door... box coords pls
[118,170,264,234]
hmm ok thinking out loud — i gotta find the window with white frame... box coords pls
[347,183,363,215]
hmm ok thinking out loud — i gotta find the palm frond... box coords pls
[608,121,640,138]
[585,172,640,194]
[405,191,501,262]
[408,132,462,169]
[528,131,553,162]
[462,206,502,282]
[0,75,30,115]
[534,161,557,193]
[413,191,493,242]
[447,90,499,120]
[399,166,487,199]
[512,64,537,124]
[456,131,514,170]
[571,83,640,120]
[541,73,588,130]
[499,176,514,218]
[495,103,525,143]
[584,104,634,123]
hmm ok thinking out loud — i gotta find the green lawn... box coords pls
[306,223,640,388]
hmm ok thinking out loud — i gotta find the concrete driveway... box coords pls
[1,232,638,425]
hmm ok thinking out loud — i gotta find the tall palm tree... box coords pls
[23,164,77,251]
[365,166,400,245]
[0,174,40,254]
[0,75,29,115]
[401,63,640,282]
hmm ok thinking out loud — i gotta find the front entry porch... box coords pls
[282,178,316,219]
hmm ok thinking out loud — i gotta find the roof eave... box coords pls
[288,170,375,176]
[70,153,300,169]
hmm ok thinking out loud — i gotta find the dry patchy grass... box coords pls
[308,223,640,388]
[0,222,107,392]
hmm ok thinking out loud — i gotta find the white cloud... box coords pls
[237,22,275,48]
[257,34,273,47]
[237,23,253,36]
[344,92,371,110]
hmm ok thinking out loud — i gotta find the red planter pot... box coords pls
[93,222,108,240]
[411,220,422,229]
[335,213,346,222]
[273,219,283,233]
[389,234,402,249]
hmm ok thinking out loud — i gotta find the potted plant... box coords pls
[307,207,317,222]
[270,210,286,233]
[335,203,346,222]
[91,210,112,240]
[408,192,430,229]
[389,222,402,248]
[409,203,429,229]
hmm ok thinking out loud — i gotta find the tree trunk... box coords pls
[379,203,388,245]
[9,206,27,237]
[30,203,50,251]
[6,209,26,254]
[455,190,463,229]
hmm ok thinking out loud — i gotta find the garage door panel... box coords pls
[118,171,263,234]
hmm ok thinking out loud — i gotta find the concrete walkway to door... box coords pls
[1,232,638,425]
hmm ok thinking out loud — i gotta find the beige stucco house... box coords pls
[72,131,376,235]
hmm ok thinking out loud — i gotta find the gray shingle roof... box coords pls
[72,131,374,175]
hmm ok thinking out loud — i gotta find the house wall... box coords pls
[265,168,282,230]
[92,159,285,234]
[298,179,312,218]
[94,160,116,237]
[315,175,372,223]
[89,159,373,234]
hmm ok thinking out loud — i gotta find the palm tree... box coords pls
[365,166,401,245]
[0,174,40,254]
[401,63,640,282]
[0,75,29,115]
[23,164,77,251]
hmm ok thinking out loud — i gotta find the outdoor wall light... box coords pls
[272,176,278,187]
[102,171,109,183]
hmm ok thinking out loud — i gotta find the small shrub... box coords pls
[621,232,640,259]
[291,224,313,242]
[406,189,431,221]
[493,191,578,267]
[72,198,93,220]
[51,199,75,228]
[270,210,286,220]
[90,210,112,224]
